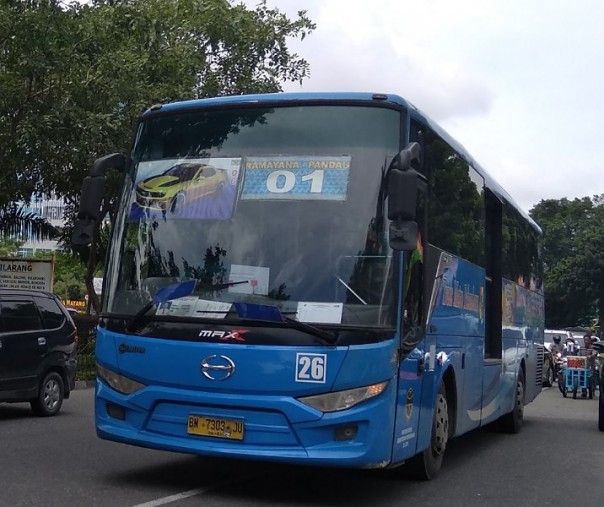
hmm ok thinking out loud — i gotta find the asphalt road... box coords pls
[1,385,602,507]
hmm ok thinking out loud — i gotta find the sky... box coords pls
[247,0,604,214]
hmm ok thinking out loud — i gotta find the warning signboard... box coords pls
[0,257,54,292]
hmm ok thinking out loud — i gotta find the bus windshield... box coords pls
[104,104,402,328]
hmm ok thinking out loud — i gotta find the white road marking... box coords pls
[129,474,259,507]
[130,488,208,507]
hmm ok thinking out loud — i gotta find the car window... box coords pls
[34,296,66,329]
[200,166,216,177]
[0,300,43,332]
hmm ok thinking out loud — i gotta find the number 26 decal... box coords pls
[296,353,327,383]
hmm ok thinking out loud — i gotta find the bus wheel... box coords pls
[500,368,525,433]
[407,381,449,480]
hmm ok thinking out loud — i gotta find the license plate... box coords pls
[187,415,244,440]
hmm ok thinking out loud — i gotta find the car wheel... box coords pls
[406,381,449,480]
[169,192,186,216]
[500,368,525,433]
[31,372,64,417]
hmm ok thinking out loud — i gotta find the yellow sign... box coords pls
[63,299,86,309]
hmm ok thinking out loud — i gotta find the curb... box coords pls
[75,380,96,389]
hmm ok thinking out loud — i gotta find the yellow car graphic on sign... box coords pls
[135,163,227,215]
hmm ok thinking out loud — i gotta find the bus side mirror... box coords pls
[72,176,105,246]
[387,143,423,251]
[388,169,418,221]
[389,220,418,251]
[72,153,127,246]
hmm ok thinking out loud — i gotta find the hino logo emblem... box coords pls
[201,355,236,381]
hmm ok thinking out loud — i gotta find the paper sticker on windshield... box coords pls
[297,302,343,324]
[156,297,231,319]
[129,157,241,221]
[228,264,270,295]
[241,156,350,201]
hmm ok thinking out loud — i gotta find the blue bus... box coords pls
[73,92,545,479]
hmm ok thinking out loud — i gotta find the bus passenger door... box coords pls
[391,232,427,463]
[391,346,425,463]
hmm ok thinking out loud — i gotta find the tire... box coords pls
[406,382,449,480]
[30,372,64,417]
[572,376,579,399]
[500,368,525,433]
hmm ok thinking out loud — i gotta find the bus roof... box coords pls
[141,92,540,234]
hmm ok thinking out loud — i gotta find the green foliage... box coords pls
[0,238,22,257]
[0,0,314,205]
[530,195,604,329]
[30,249,88,300]
[0,0,314,309]
[0,203,57,241]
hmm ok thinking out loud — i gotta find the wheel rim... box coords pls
[44,378,60,411]
[432,393,449,456]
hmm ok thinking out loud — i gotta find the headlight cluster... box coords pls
[298,381,388,412]
[96,363,146,395]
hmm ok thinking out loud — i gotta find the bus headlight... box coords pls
[297,381,389,412]
[96,363,146,395]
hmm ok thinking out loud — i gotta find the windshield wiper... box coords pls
[232,303,337,345]
[126,282,338,345]
[126,279,252,332]
[127,279,197,332]
[281,315,338,345]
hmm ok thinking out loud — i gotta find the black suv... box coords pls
[0,289,78,416]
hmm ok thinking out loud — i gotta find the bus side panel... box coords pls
[454,335,484,435]
[499,338,520,417]
[424,255,486,438]
[390,348,425,463]
[477,361,505,426]
[412,334,437,458]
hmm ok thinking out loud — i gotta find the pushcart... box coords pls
[562,355,596,399]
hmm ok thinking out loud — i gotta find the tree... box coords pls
[0,238,22,257]
[530,195,604,329]
[44,250,88,300]
[0,0,315,310]
[0,203,57,242]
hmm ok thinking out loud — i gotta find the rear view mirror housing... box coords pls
[387,143,424,251]
[71,153,127,246]
[72,176,106,246]
[389,220,419,251]
[388,170,418,221]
